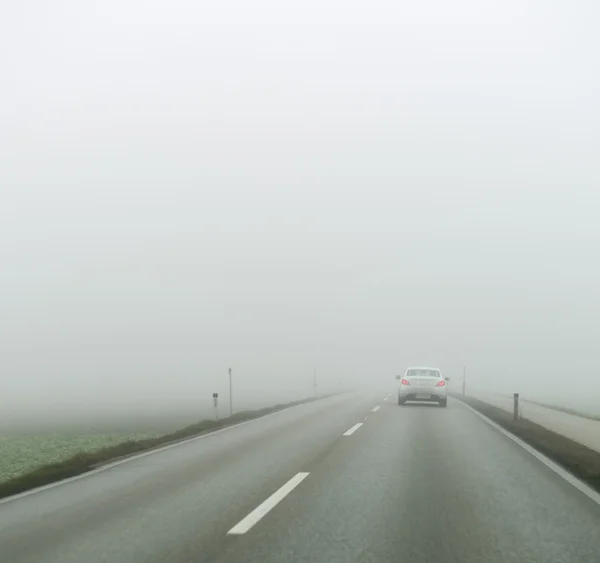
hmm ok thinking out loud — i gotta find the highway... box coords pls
[1,391,599,563]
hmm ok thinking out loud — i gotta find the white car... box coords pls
[396,367,449,407]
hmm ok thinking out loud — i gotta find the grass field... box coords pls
[521,399,600,421]
[0,396,324,499]
[0,430,158,484]
[0,394,323,487]
[0,406,225,485]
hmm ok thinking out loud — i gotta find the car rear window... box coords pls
[406,369,441,378]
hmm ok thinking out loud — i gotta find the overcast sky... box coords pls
[2,1,599,415]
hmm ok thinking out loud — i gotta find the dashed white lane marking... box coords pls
[384,397,388,401]
[372,406,381,412]
[227,472,310,535]
[343,423,363,436]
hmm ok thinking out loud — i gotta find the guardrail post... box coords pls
[513,393,519,421]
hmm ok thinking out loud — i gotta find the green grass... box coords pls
[0,396,321,500]
[0,431,158,484]
[520,399,600,422]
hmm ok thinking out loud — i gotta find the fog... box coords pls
[2,1,599,423]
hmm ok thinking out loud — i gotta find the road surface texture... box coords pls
[1,390,599,563]
[465,390,600,453]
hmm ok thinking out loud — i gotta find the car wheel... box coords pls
[398,396,406,406]
[439,398,447,408]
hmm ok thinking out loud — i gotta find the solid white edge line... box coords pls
[0,396,341,507]
[372,406,381,412]
[343,423,363,436]
[459,399,600,506]
[227,472,310,535]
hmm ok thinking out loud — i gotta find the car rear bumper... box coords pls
[398,386,447,401]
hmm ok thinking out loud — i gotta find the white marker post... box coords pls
[229,368,233,416]
[213,392,219,420]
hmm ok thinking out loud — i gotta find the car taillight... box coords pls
[436,381,446,387]
[401,378,410,386]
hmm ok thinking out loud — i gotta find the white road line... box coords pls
[460,401,600,507]
[343,423,363,436]
[384,397,388,401]
[372,406,381,412]
[227,472,310,535]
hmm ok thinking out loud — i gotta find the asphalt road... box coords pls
[1,390,599,563]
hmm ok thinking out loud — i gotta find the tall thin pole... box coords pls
[462,366,466,396]
[229,367,233,416]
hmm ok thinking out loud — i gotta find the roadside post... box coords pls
[213,392,219,420]
[229,368,233,416]
[513,393,519,421]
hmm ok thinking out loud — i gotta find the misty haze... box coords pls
[1,2,600,562]
[3,1,599,424]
